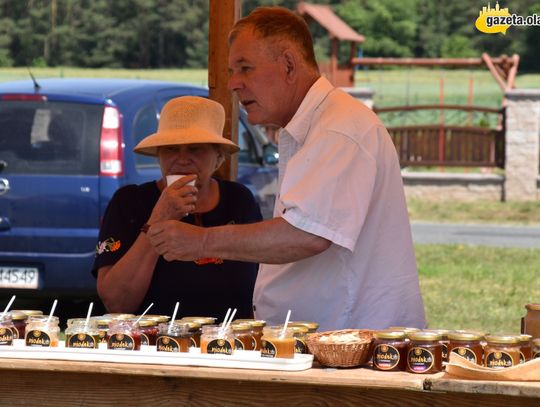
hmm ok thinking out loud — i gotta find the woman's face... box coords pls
[158,143,223,187]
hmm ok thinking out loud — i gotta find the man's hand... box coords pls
[146,220,207,262]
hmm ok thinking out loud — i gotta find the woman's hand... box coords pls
[147,175,198,224]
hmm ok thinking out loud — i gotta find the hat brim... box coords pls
[133,127,240,156]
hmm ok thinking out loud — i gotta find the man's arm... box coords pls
[147,217,331,264]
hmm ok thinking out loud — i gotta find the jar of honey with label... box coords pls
[448,331,484,365]
[107,320,141,351]
[518,334,532,363]
[0,314,15,346]
[200,325,234,355]
[232,322,254,351]
[65,318,99,349]
[407,331,443,374]
[261,327,295,359]
[156,321,193,353]
[373,329,408,371]
[484,334,520,368]
[25,315,60,347]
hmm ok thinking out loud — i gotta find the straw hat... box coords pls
[134,96,239,156]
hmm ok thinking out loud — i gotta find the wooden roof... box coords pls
[297,2,365,43]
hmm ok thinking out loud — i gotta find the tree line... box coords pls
[0,0,539,71]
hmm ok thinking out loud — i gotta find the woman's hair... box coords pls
[229,7,319,72]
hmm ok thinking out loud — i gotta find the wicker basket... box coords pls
[306,329,374,368]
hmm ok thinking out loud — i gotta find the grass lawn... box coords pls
[416,244,539,334]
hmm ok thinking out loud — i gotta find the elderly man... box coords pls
[147,7,426,331]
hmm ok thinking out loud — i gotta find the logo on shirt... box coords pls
[96,237,121,255]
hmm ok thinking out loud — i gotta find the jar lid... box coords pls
[518,334,532,343]
[525,303,540,311]
[103,313,136,320]
[533,338,540,346]
[132,318,157,327]
[172,320,201,331]
[10,311,28,321]
[144,314,170,323]
[408,331,442,342]
[180,317,216,325]
[231,322,252,333]
[233,319,266,328]
[288,321,319,331]
[448,331,483,341]
[95,317,113,326]
[374,329,407,340]
[485,334,520,345]
[12,310,43,317]
[288,326,309,335]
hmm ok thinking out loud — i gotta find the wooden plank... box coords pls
[427,376,540,399]
[208,0,240,181]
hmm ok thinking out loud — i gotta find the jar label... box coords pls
[108,333,135,350]
[234,338,245,350]
[294,338,307,354]
[68,333,97,349]
[157,336,181,352]
[141,333,149,346]
[485,351,514,368]
[98,331,108,344]
[452,347,477,364]
[374,344,400,370]
[206,339,233,355]
[0,327,14,345]
[407,347,434,373]
[261,339,277,358]
[26,330,51,347]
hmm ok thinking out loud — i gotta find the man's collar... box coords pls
[283,76,334,144]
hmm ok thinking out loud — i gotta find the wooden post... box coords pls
[208,0,241,181]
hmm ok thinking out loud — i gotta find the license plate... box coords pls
[0,267,39,289]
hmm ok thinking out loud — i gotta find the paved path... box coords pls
[411,222,540,248]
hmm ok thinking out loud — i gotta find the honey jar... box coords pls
[288,321,319,334]
[65,318,99,349]
[25,315,60,347]
[261,327,295,359]
[407,331,443,374]
[107,320,141,351]
[0,314,15,346]
[448,331,484,365]
[234,319,266,350]
[290,326,309,354]
[372,329,408,371]
[156,321,193,353]
[96,317,113,344]
[180,317,215,347]
[522,303,540,339]
[484,334,520,368]
[200,325,234,355]
[518,334,532,363]
[232,322,254,351]
[10,310,42,339]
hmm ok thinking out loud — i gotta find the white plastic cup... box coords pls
[166,174,195,187]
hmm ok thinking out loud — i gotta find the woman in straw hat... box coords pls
[92,96,262,318]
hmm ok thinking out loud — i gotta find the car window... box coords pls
[133,103,159,168]
[0,100,102,175]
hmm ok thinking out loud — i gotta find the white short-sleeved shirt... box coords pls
[253,77,426,331]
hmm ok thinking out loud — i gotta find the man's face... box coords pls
[228,29,290,127]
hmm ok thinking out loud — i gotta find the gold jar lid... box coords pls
[374,329,407,340]
[525,303,540,311]
[448,331,483,341]
[174,320,201,331]
[485,334,520,345]
[132,318,157,327]
[288,321,319,331]
[518,334,532,343]
[12,310,43,318]
[287,326,309,336]
[532,338,540,346]
[143,314,170,324]
[233,319,266,328]
[231,322,252,333]
[180,317,216,326]
[408,331,442,342]
[10,311,28,321]
[95,317,113,326]
[103,313,136,320]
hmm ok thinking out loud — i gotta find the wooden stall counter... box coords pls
[1,357,539,406]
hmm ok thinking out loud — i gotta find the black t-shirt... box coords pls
[92,178,262,319]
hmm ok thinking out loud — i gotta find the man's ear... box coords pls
[281,49,297,82]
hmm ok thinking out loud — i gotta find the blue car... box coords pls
[0,78,277,305]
